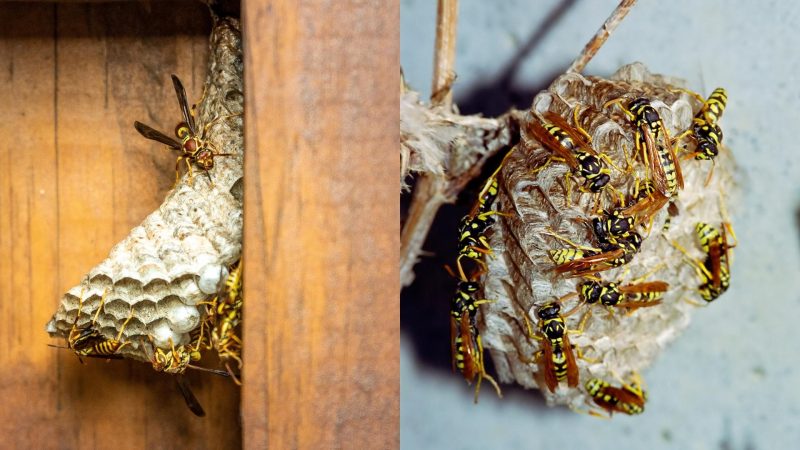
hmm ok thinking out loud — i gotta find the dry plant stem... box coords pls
[431,0,458,108]
[567,0,637,74]
[401,0,460,287]
[400,127,507,287]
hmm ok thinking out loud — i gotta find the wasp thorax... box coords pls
[579,281,603,303]
[183,138,198,154]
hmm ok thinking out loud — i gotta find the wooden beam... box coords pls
[242,0,400,448]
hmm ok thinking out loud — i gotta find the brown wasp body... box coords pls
[135,75,234,185]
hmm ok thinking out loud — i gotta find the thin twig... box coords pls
[431,0,459,108]
[567,0,637,74]
[401,0,461,287]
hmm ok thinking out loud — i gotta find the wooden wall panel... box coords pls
[0,4,240,449]
[242,0,400,448]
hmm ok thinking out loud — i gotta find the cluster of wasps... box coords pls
[450,85,735,416]
[52,75,242,417]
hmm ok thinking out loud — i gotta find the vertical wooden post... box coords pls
[242,1,399,448]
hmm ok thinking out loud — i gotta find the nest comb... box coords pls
[46,18,244,366]
[478,63,737,411]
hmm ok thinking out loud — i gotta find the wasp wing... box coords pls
[554,249,625,275]
[458,313,479,381]
[618,281,669,294]
[542,111,597,155]
[526,117,580,169]
[134,121,182,149]
[175,375,206,417]
[708,242,722,289]
[541,339,558,393]
[171,74,197,134]
[562,334,579,388]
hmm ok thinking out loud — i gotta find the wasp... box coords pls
[673,87,728,185]
[527,302,580,392]
[134,75,234,186]
[449,280,501,402]
[143,336,231,417]
[546,209,644,277]
[568,278,667,315]
[528,108,622,207]
[197,261,244,383]
[604,97,684,198]
[454,150,516,281]
[51,289,135,361]
[618,178,670,232]
[585,373,647,416]
[672,222,736,303]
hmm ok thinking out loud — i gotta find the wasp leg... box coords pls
[201,113,242,138]
[225,360,242,386]
[185,157,195,185]
[572,105,593,143]
[703,159,716,187]
[530,155,566,175]
[475,335,502,402]
[671,239,713,282]
[456,254,488,282]
[575,346,599,364]
[602,98,636,122]
[544,229,600,253]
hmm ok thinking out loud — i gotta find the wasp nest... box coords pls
[478,63,736,411]
[46,18,244,370]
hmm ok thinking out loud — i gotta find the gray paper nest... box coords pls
[46,18,244,366]
[477,63,737,409]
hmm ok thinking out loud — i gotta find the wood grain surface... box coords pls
[242,0,400,448]
[0,4,241,449]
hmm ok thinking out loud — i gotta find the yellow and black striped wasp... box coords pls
[673,87,728,185]
[604,97,684,198]
[673,222,736,303]
[585,373,647,416]
[142,335,232,417]
[50,289,135,362]
[618,178,670,234]
[546,209,644,277]
[564,276,667,317]
[454,150,515,281]
[449,280,502,402]
[526,301,580,393]
[527,108,622,207]
[203,261,244,384]
[134,75,234,186]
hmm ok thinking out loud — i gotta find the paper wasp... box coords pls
[527,108,622,207]
[672,222,736,303]
[454,150,515,281]
[546,210,643,277]
[134,75,234,186]
[50,289,135,362]
[213,262,244,383]
[619,178,670,232]
[604,97,683,198]
[673,87,728,185]
[527,301,581,393]
[567,277,667,313]
[196,261,243,383]
[448,279,501,402]
[143,335,231,417]
[585,373,646,416]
